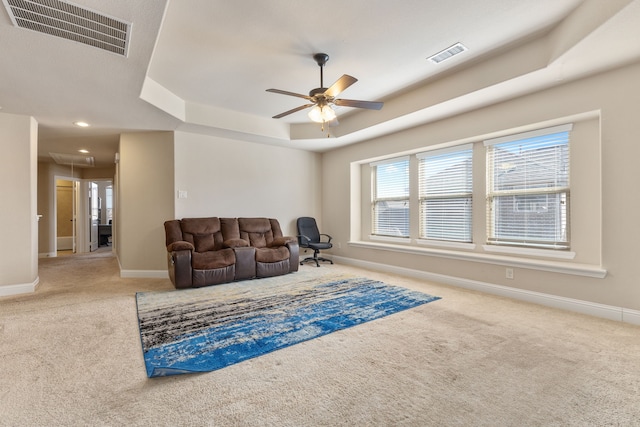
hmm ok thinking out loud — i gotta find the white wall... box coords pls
[173,132,322,236]
[0,113,38,295]
[322,61,640,316]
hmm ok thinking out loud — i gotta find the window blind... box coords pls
[371,157,409,237]
[485,125,571,249]
[418,144,473,242]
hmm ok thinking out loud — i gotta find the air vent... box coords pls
[428,43,468,64]
[50,152,95,167]
[2,0,131,56]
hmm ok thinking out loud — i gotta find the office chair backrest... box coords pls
[297,217,321,245]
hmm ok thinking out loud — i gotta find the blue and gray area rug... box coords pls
[136,274,441,377]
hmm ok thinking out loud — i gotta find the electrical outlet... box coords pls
[506,268,514,279]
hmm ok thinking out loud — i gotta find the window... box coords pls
[418,145,473,242]
[485,124,571,249]
[371,157,409,237]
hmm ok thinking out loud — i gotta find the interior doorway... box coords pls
[55,178,78,255]
[54,178,113,256]
[89,180,114,250]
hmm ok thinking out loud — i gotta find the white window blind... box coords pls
[371,157,409,237]
[418,144,473,242]
[485,124,571,249]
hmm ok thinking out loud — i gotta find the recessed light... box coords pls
[74,121,90,127]
[78,149,89,154]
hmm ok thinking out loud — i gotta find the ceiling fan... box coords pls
[266,53,383,126]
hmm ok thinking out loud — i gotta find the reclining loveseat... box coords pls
[164,217,299,289]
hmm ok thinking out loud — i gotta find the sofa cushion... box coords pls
[193,234,219,252]
[192,248,236,270]
[180,217,224,252]
[255,246,289,263]
[238,217,274,248]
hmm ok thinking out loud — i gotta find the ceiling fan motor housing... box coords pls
[309,87,328,97]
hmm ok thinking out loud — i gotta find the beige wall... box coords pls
[117,131,175,274]
[37,162,81,257]
[0,113,38,291]
[322,61,640,312]
[173,132,322,236]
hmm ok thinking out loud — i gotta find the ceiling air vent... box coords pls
[2,0,131,56]
[50,152,95,167]
[428,43,468,64]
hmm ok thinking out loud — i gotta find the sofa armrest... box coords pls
[285,239,299,272]
[167,249,193,289]
[224,238,250,248]
[167,241,194,252]
[269,236,297,247]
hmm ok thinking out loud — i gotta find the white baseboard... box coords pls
[622,308,640,326]
[0,276,40,297]
[332,255,640,326]
[38,252,57,258]
[120,269,169,279]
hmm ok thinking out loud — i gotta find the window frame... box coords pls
[484,124,572,250]
[417,144,474,243]
[370,156,410,238]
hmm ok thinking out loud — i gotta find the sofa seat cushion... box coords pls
[255,246,289,263]
[192,248,236,270]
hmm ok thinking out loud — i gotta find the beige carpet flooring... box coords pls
[1,250,639,426]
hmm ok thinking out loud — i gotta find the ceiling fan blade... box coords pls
[334,98,384,110]
[272,103,315,119]
[324,74,358,98]
[266,89,313,100]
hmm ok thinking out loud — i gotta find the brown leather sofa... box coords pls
[164,217,299,289]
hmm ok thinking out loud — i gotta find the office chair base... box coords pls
[300,256,333,267]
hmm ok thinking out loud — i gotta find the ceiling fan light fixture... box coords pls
[308,104,336,123]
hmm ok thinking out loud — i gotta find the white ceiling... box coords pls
[1,0,639,168]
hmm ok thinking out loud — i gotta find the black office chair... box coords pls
[297,217,333,267]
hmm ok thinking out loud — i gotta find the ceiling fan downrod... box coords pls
[313,53,329,89]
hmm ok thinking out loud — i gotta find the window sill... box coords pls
[369,234,411,244]
[482,244,575,260]
[416,239,476,251]
[349,240,606,278]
